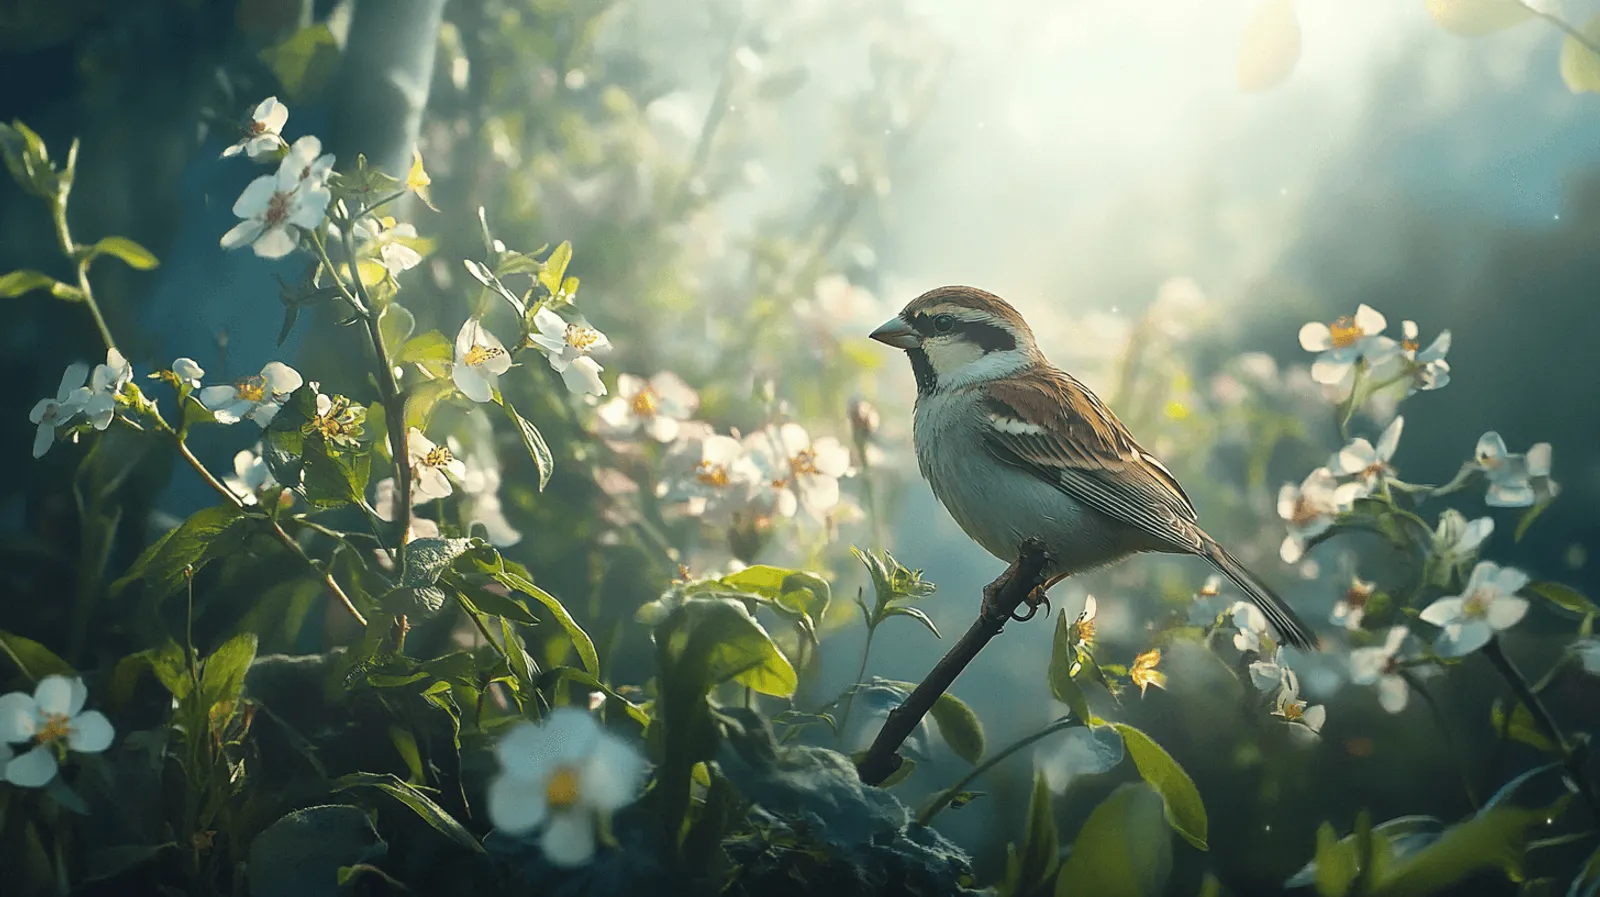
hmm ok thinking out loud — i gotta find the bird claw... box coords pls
[1009,586,1051,622]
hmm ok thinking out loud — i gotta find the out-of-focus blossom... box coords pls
[1187,575,1229,626]
[1396,320,1450,394]
[486,708,647,867]
[744,423,852,522]
[1574,639,1600,676]
[1148,276,1212,340]
[1298,304,1396,386]
[453,318,513,403]
[0,675,115,787]
[1431,510,1494,570]
[356,217,423,275]
[1129,648,1166,697]
[223,444,278,505]
[84,348,132,430]
[658,426,761,524]
[373,478,442,542]
[527,308,609,396]
[407,427,465,502]
[1420,561,1530,657]
[1350,626,1412,714]
[220,135,334,259]
[1330,576,1376,631]
[1271,668,1326,739]
[1232,601,1274,655]
[1277,467,1365,562]
[793,274,890,344]
[29,362,90,459]
[596,372,697,442]
[1249,646,1290,692]
[1336,417,1403,491]
[198,361,302,426]
[1474,432,1557,508]
[221,96,288,161]
[1035,724,1125,794]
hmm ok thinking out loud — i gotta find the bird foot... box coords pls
[1009,584,1051,622]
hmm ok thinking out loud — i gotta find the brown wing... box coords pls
[981,367,1202,552]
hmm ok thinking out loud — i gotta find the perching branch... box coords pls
[855,538,1050,787]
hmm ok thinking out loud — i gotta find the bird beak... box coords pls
[869,317,921,349]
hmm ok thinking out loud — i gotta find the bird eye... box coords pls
[932,314,955,333]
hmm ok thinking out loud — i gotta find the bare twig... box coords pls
[855,538,1050,786]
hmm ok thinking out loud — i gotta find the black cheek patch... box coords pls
[907,348,938,395]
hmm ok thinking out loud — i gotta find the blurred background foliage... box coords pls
[1,0,1599,895]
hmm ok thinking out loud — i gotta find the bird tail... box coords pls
[1200,537,1317,651]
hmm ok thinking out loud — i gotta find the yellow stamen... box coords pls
[1290,496,1321,527]
[421,445,454,468]
[790,448,819,477]
[464,344,504,366]
[1462,592,1490,619]
[565,324,600,352]
[546,766,582,809]
[1328,316,1363,349]
[1402,338,1419,353]
[1345,580,1375,608]
[1074,618,1097,649]
[695,461,729,487]
[630,387,659,417]
[37,713,71,745]
[235,375,267,403]
[1280,701,1306,721]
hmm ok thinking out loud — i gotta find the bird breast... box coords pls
[913,389,1136,579]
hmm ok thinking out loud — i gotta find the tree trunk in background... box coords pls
[330,0,446,177]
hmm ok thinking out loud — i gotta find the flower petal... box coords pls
[1486,596,1528,631]
[580,734,646,812]
[68,710,114,753]
[486,772,548,835]
[220,218,266,251]
[1310,356,1353,386]
[1475,431,1509,463]
[453,364,492,403]
[1354,304,1386,334]
[1348,647,1386,685]
[5,745,58,787]
[252,226,298,259]
[1419,597,1462,627]
[1298,321,1332,351]
[1376,416,1404,461]
[1376,675,1409,714]
[231,175,278,217]
[0,692,38,741]
[33,675,77,716]
[540,810,597,867]
[1441,620,1492,657]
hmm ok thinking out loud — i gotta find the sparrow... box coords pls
[869,285,1316,650]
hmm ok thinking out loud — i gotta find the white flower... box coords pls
[1248,645,1290,692]
[356,217,423,274]
[1432,510,1494,568]
[170,357,205,389]
[223,445,278,505]
[1231,601,1274,655]
[1397,320,1450,394]
[1350,626,1412,714]
[1474,432,1556,509]
[527,307,609,397]
[456,440,521,547]
[1277,467,1366,563]
[1420,561,1530,657]
[0,675,115,787]
[407,428,465,502]
[29,362,90,459]
[1336,417,1403,490]
[743,423,853,522]
[1297,304,1396,386]
[596,372,698,442]
[198,361,303,426]
[221,96,289,161]
[452,318,513,403]
[659,427,761,524]
[793,274,888,344]
[486,708,647,867]
[1330,577,1376,631]
[220,135,334,259]
[1271,668,1326,739]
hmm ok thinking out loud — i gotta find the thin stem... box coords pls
[1519,0,1600,58]
[1406,673,1481,809]
[919,716,1081,825]
[834,626,877,743]
[1482,636,1600,821]
[50,200,117,352]
[340,221,412,561]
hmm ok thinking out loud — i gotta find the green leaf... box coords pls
[1001,772,1060,896]
[538,241,572,297]
[1374,803,1550,897]
[479,553,598,676]
[656,597,798,698]
[248,805,387,897]
[450,580,538,626]
[1055,783,1173,897]
[1524,581,1595,616]
[502,401,554,491]
[398,329,452,365]
[1048,609,1093,723]
[1561,17,1600,94]
[332,772,484,854]
[0,630,75,680]
[109,641,189,703]
[1489,700,1557,753]
[463,258,525,316]
[498,616,536,689]
[258,24,341,103]
[89,236,158,270]
[928,692,985,764]
[300,436,370,510]
[883,604,942,638]
[110,504,249,599]
[1311,819,1363,897]
[0,270,67,299]
[0,120,60,199]
[402,538,476,589]
[378,303,416,360]
[199,632,257,728]
[1110,723,1208,851]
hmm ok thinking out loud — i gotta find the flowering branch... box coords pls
[855,538,1050,787]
